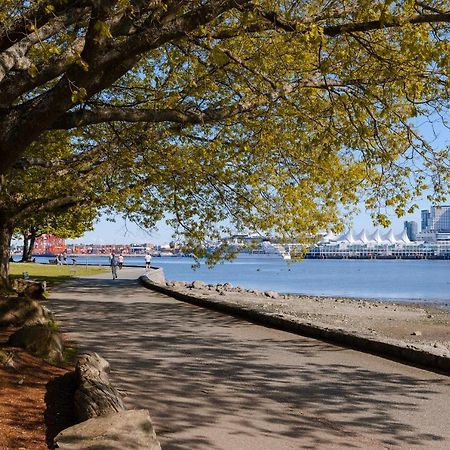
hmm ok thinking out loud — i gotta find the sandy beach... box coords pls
[162,279,450,359]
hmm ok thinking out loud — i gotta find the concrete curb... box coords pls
[139,275,450,375]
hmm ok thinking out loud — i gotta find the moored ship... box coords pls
[235,241,291,260]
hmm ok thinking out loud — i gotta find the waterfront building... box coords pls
[416,230,450,242]
[421,205,450,232]
[65,242,154,255]
[404,221,418,241]
[309,228,450,259]
[421,209,430,231]
[429,205,450,232]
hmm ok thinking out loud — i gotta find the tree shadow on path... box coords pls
[51,278,450,449]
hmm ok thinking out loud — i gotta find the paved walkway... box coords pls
[51,268,450,449]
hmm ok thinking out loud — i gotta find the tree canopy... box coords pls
[1,0,450,268]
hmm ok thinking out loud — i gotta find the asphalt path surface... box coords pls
[51,268,450,449]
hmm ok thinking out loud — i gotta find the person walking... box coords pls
[118,253,124,269]
[145,253,152,270]
[110,252,118,279]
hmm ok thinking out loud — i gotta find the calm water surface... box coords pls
[24,255,450,306]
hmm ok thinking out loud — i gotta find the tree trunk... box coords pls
[21,232,29,262]
[0,219,14,290]
[21,226,37,262]
[27,228,37,261]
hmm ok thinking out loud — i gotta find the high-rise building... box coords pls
[404,221,418,241]
[421,209,431,231]
[429,205,450,232]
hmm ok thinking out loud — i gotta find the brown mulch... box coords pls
[0,327,77,450]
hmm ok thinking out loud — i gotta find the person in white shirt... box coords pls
[145,253,151,269]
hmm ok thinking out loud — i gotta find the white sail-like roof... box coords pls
[395,229,411,243]
[354,229,369,244]
[330,228,413,245]
[339,229,355,243]
[368,229,383,243]
[382,229,397,244]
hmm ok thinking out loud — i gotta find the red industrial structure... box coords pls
[33,234,66,256]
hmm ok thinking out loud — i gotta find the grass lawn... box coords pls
[9,262,108,286]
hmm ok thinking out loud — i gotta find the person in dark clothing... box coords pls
[110,252,118,279]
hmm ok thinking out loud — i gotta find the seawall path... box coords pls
[50,268,450,449]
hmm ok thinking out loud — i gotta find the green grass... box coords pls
[9,262,108,286]
[61,344,78,367]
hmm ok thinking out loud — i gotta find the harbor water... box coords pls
[19,255,450,306]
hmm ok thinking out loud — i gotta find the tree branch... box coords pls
[258,9,450,37]
[0,38,85,107]
[324,11,450,36]
[0,0,90,53]
[13,195,83,222]
[0,7,88,83]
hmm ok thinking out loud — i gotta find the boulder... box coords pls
[74,353,125,421]
[144,268,166,285]
[222,282,233,290]
[248,289,262,296]
[191,280,206,289]
[7,324,63,362]
[0,297,54,327]
[54,409,161,450]
[75,353,111,384]
[264,290,279,299]
[12,279,47,299]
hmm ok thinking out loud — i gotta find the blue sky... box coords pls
[67,217,173,245]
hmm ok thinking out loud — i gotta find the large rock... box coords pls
[75,353,111,384]
[12,279,47,299]
[144,268,166,285]
[0,297,53,327]
[74,353,125,421]
[7,324,63,362]
[53,409,161,450]
[190,280,206,289]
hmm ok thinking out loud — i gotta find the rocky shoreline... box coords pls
[142,272,450,372]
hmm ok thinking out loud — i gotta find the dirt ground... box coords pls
[0,327,76,450]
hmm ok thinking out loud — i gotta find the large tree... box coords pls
[0,130,111,286]
[1,0,450,173]
[1,0,450,285]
